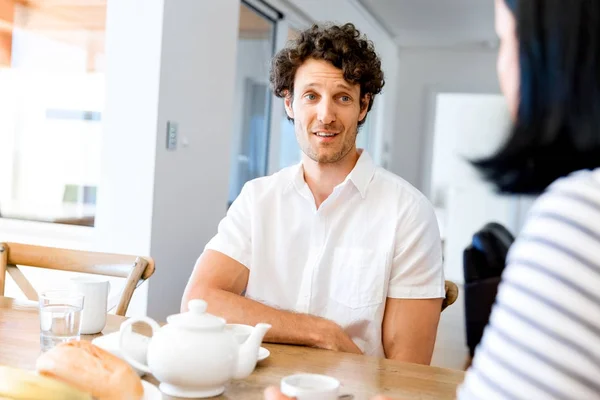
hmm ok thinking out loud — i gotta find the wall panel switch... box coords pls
[167,121,178,150]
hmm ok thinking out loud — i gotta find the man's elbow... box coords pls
[386,350,433,365]
[384,340,434,365]
[384,346,399,362]
[181,283,215,312]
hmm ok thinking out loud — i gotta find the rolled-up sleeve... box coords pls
[387,197,445,299]
[204,183,253,269]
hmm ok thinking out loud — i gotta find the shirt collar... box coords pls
[283,150,376,198]
[344,150,376,198]
[284,163,306,195]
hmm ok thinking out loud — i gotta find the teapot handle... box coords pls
[118,317,160,374]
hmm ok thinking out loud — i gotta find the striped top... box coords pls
[458,168,600,400]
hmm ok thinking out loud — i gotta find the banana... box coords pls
[0,365,92,400]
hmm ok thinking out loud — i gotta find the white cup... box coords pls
[281,374,340,400]
[69,276,110,334]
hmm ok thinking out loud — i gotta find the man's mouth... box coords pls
[314,132,339,137]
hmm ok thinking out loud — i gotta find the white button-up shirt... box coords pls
[205,150,444,357]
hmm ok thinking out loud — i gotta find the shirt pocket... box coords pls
[329,247,387,309]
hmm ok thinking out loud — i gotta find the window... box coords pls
[0,0,105,227]
[276,27,302,170]
[228,2,277,205]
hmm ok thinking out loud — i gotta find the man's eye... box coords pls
[305,94,316,100]
[340,96,351,102]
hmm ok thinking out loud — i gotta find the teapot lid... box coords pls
[167,299,225,330]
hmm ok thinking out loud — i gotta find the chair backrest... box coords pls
[442,280,459,312]
[463,222,515,357]
[0,242,155,316]
[464,222,514,283]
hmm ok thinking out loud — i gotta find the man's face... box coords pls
[284,58,369,164]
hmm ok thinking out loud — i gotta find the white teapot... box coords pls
[118,299,271,398]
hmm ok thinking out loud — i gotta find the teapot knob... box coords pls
[188,299,207,314]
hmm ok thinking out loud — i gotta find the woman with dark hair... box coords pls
[458,0,600,398]
[266,0,600,398]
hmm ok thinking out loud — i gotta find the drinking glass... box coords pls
[39,290,84,351]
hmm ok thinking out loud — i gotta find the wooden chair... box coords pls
[442,280,459,312]
[0,242,155,316]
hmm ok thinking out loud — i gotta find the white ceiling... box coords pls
[358,0,497,48]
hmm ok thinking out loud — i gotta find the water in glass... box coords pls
[40,303,83,351]
[40,304,81,351]
[39,289,85,352]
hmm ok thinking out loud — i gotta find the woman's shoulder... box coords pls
[527,168,600,217]
[458,168,600,400]
[509,167,600,269]
[546,167,600,195]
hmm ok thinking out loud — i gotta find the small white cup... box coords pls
[225,324,253,344]
[281,374,340,400]
[70,276,110,334]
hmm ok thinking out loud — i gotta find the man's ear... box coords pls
[284,91,294,119]
[358,93,371,122]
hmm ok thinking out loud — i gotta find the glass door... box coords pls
[228,1,278,205]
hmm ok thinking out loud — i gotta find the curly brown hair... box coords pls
[269,23,385,126]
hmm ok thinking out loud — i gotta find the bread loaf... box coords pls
[0,365,92,400]
[36,340,144,400]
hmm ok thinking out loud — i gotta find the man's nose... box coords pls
[317,98,336,125]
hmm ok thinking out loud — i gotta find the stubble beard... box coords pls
[297,127,358,165]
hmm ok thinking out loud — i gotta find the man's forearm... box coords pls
[184,287,330,348]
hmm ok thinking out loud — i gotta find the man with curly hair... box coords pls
[182,23,444,363]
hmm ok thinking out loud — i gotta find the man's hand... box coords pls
[316,319,363,354]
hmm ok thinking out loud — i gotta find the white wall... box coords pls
[430,93,511,207]
[94,0,166,316]
[391,48,500,192]
[147,0,240,320]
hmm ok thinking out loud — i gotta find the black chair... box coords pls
[463,222,515,360]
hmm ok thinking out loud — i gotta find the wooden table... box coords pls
[0,296,464,399]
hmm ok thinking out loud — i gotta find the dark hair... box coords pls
[473,0,600,194]
[269,23,385,126]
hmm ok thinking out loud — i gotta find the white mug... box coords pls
[281,374,340,400]
[70,276,110,334]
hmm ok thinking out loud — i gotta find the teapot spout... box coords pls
[234,323,271,379]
